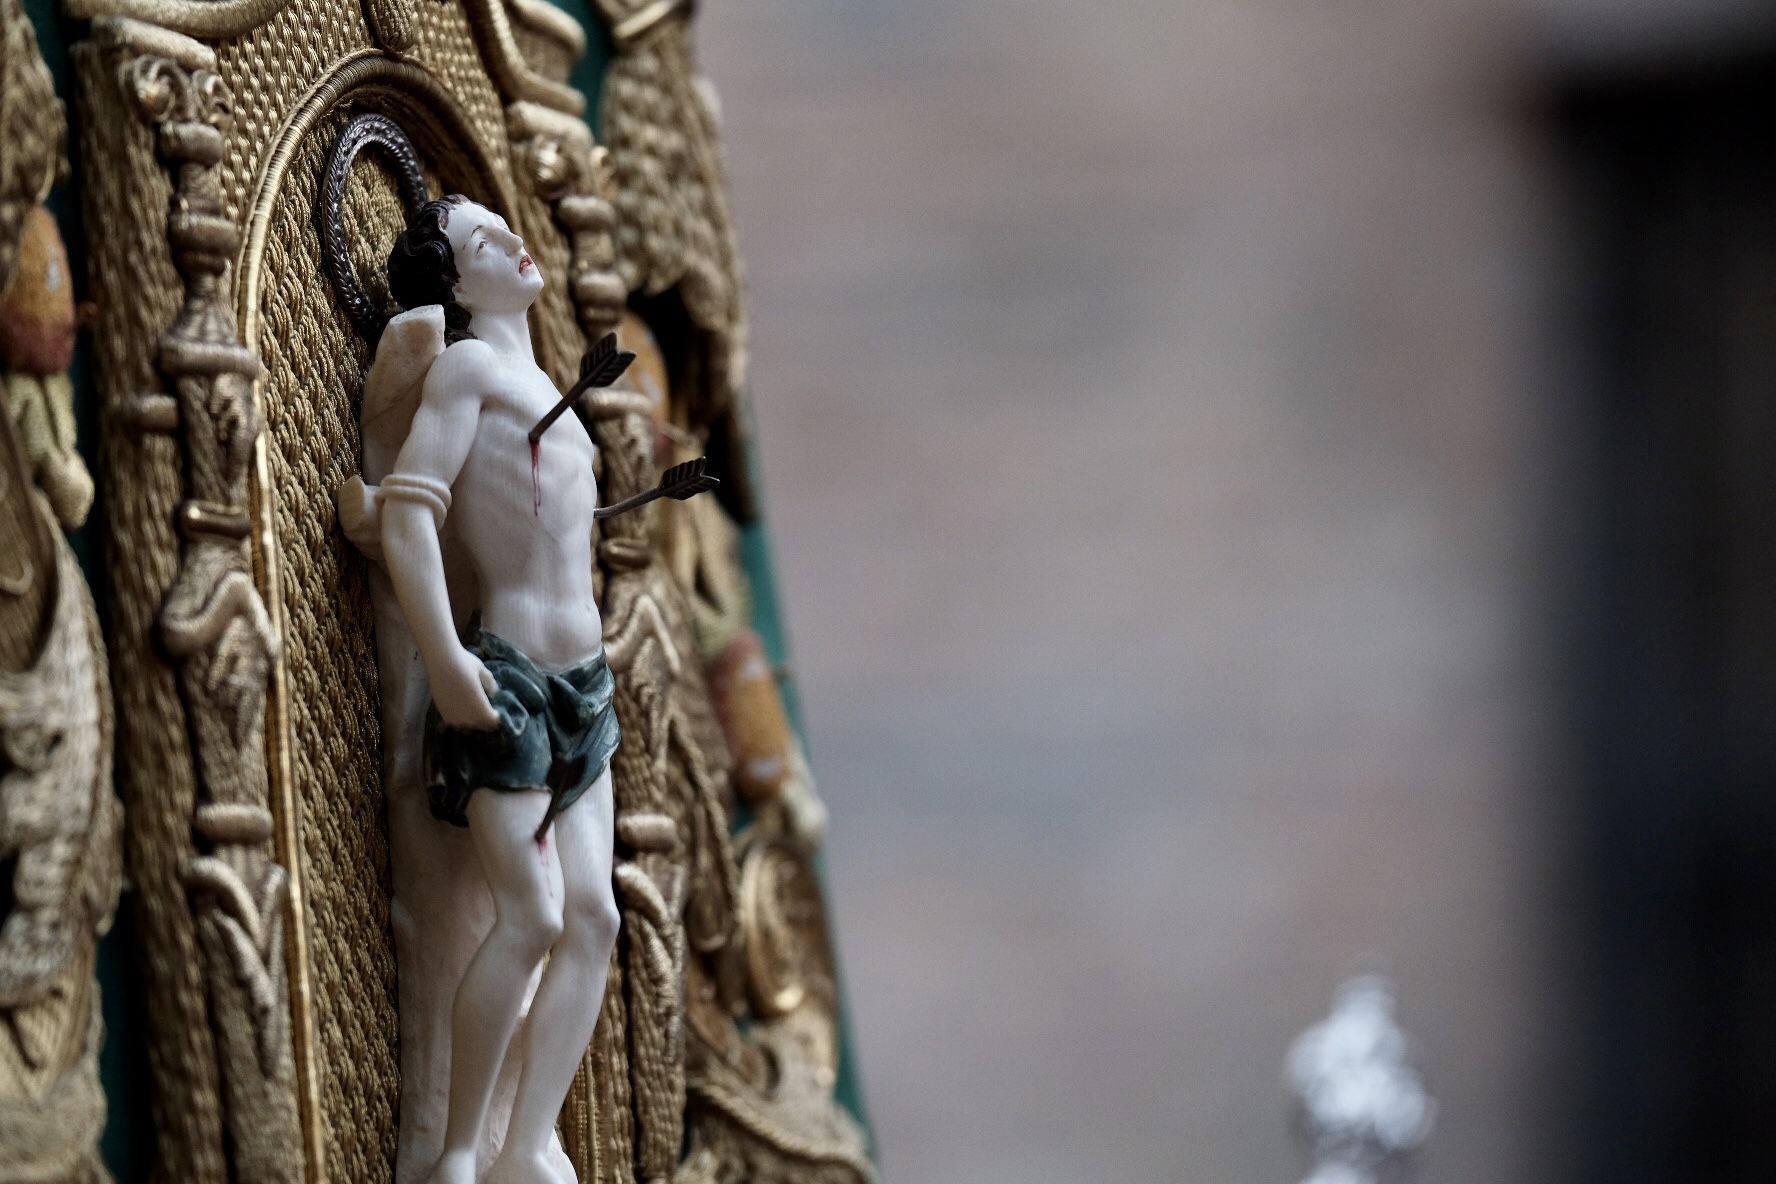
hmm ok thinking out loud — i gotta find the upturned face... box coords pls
[445,201,544,317]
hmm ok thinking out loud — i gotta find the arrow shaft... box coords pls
[593,485,670,520]
[527,372,600,446]
[593,462,718,520]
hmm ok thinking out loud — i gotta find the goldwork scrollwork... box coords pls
[75,13,302,1183]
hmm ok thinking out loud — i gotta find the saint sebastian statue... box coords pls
[343,195,623,1184]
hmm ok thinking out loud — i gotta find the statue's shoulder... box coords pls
[421,336,500,401]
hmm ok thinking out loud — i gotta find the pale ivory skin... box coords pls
[348,312,566,1181]
[374,201,620,1184]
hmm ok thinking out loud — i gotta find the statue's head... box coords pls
[387,195,542,342]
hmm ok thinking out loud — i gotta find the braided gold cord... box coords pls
[600,14,747,411]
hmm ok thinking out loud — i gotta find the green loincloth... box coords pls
[425,621,620,836]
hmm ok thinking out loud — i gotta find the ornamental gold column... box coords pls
[73,16,301,1183]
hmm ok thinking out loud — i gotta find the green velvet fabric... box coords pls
[740,497,872,1133]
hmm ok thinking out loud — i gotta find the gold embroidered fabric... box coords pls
[35,0,873,1179]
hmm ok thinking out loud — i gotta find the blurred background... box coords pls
[698,2,1776,1183]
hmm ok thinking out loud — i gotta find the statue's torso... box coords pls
[450,350,604,672]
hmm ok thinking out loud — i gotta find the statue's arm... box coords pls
[380,344,499,730]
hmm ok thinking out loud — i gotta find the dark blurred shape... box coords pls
[1534,0,1776,80]
[1549,26,1776,1184]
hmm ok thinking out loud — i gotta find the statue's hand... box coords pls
[433,647,500,730]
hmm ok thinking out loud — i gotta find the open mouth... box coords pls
[519,254,534,274]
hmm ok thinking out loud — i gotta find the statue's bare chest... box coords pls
[458,368,599,526]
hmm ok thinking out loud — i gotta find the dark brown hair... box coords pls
[387,193,473,343]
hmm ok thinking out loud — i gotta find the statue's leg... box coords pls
[430,788,564,1184]
[490,767,619,1182]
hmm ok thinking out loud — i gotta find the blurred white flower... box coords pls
[1287,976,1435,1184]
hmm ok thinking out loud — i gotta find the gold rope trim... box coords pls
[611,0,689,46]
[461,0,585,115]
[66,0,292,40]
[688,1078,876,1176]
[509,0,586,54]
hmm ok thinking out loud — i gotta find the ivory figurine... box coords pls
[340,196,621,1184]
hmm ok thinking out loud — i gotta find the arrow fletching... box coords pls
[658,457,720,500]
[532,334,640,444]
[579,332,636,389]
[594,456,721,519]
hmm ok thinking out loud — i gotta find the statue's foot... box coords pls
[425,1150,477,1184]
[486,1148,566,1184]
